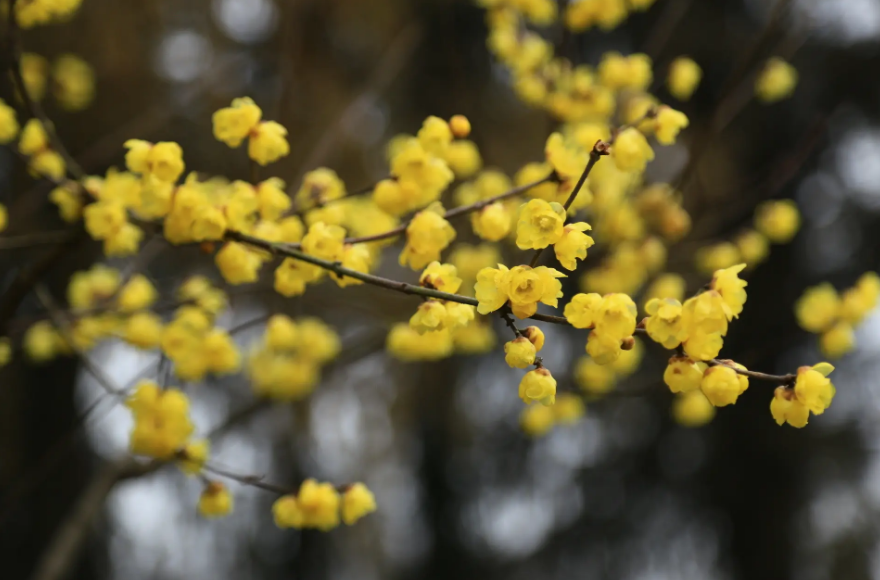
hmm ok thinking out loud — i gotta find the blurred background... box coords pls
[3,0,880,579]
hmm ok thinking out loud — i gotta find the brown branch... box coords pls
[709,359,796,386]
[29,457,155,580]
[324,173,557,248]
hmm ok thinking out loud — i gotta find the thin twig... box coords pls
[319,173,557,248]
[710,359,796,386]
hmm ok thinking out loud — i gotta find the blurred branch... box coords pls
[289,22,422,190]
[29,457,160,580]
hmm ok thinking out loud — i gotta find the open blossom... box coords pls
[500,265,565,319]
[700,363,749,407]
[644,298,685,349]
[516,199,566,250]
[554,223,594,270]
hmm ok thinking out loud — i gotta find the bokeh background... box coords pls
[3,0,880,579]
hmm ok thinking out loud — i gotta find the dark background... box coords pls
[3,0,880,579]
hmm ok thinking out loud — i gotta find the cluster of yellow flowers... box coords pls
[770,364,836,428]
[273,480,377,530]
[18,119,66,179]
[19,52,95,111]
[248,315,340,401]
[795,272,880,359]
[127,380,194,460]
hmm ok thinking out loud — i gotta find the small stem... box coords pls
[500,307,524,338]
[201,463,291,496]
[709,359,796,385]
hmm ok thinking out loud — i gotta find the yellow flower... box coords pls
[642,273,686,306]
[504,336,537,369]
[274,258,310,297]
[296,479,341,531]
[399,203,456,270]
[553,393,586,424]
[117,275,158,312]
[273,495,305,528]
[418,116,453,156]
[519,368,557,406]
[663,357,707,393]
[52,54,95,111]
[295,168,345,210]
[334,244,372,288]
[515,199,566,250]
[667,57,702,101]
[453,319,496,354]
[124,139,185,183]
[711,264,748,320]
[474,264,510,314]
[444,140,483,179]
[840,271,880,324]
[770,386,810,428]
[389,137,454,201]
[545,132,588,181]
[736,230,769,267]
[122,312,163,349]
[653,106,689,145]
[523,326,545,351]
[420,262,462,293]
[215,241,263,285]
[444,302,475,329]
[24,321,67,362]
[500,265,565,319]
[127,382,193,459]
[682,330,724,362]
[520,404,555,437]
[754,199,800,243]
[565,0,628,31]
[755,58,798,103]
[554,223,594,270]
[564,292,603,328]
[595,293,637,339]
[19,119,49,156]
[198,482,233,518]
[645,298,686,349]
[20,53,48,100]
[700,364,749,407]
[795,283,840,333]
[794,363,835,415]
[672,391,716,427]
[0,99,20,144]
[249,121,290,166]
[820,322,855,359]
[586,331,623,365]
[410,301,449,333]
[302,221,346,263]
[342,483,377,525]
[471,202,512,242]
[611,128,654,173]
[575,356,616,395]
[386,324,454,361]
[598,52,653,91]
[212,97,262,147]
